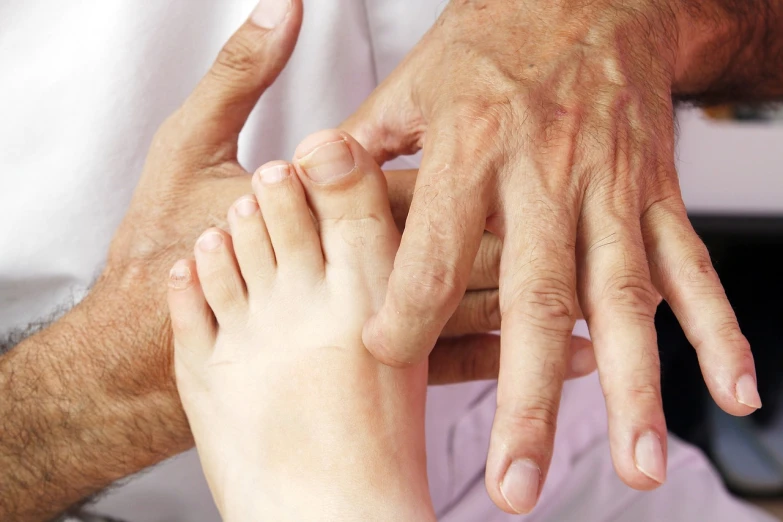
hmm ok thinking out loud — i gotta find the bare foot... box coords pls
[167,130,435,521]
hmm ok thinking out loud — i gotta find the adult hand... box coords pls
[103,0,306,418]
[384,169,596,384]
[1,2,306,520]
[2,2,586,519]
[343,0,757,513]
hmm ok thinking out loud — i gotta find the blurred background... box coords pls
[662,106,783,519]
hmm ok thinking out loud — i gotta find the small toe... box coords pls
[167,258,217,356]
[194,227,247,325]
[252,161,324,277]
[228,195,275,294]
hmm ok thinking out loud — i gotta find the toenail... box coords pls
[257,164,290,184]
[168,261,192,289]
[235,197,259,217]
[198,231,224,251]
[296,140,355,183]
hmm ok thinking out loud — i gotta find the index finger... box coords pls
[385,169,501,291]
[363,119,491,366]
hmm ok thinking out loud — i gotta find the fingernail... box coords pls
[500,459,540,514]
[235,197,259,217]
[570,348,596,376]
[296,140,355,183]
[250,0,290,29]
[257,164,290,184]
[168,261,192,289]
[736,374,762,409]
[198,231,224,251]
[634,431,666,484]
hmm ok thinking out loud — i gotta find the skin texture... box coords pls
[0,3,594,521]
[170,130,438,521]
[1,0,781,519]
[342,0,783,514]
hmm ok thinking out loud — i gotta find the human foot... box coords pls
[167,130,435,522]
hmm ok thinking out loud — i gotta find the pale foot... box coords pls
[167,130,435,522]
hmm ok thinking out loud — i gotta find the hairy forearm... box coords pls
[672,0,783,103]
[0,283,191,522]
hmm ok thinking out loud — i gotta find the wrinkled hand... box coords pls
[102,2,304,413]
[103,0,590,398]
[385,169,596,384]
[343,0,757,513]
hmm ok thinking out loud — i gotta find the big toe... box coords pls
[293,130,400,271]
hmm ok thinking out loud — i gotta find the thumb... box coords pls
[179,0,303,152]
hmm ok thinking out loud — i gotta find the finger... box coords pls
[567,336,598,377]
[362,120,491,367]
[442,290,500,337]
[427,335,596,385]
[385,169,501,291]
[469,233,502,290]
[428,334,500,385]
[384,169,418,231]
[177,0,303,151]
[643,195,758,415]
[485,199,578,515]
[578,203,667,490]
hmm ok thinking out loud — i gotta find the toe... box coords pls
[293,130,400,268]
[194,228,247,325]
[228,195,275,295]
[167,259,216,357]
[252,160,323,277]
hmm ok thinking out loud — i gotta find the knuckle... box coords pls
[506,275,576,330]
[602,269,658,314]
[676,248,720,288]
[641,192,684,224]
[604,382,661,408]
[212,35,260,80]
[497,399,559,436]
[398,260,464,313]
[715,319,749,348]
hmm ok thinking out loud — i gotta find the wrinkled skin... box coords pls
[344,0,757,513]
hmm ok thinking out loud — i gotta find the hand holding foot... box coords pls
[168,130,437,521]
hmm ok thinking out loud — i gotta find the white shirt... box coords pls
[0,1,772,520]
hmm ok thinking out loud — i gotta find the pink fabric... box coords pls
[426,373,774,521]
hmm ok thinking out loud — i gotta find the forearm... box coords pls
[0,282,191,522]
[673,0,783,103]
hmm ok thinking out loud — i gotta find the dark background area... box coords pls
[659,215,783,498]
